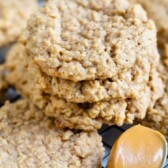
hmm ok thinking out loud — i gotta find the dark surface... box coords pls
[100,125,168,168]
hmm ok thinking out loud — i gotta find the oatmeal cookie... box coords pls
[0,99,104,167]
[20,0,158,81]
[139,63,168,137]
[6,44,164,130]
[130,0,168,50]
[0,0,38,47]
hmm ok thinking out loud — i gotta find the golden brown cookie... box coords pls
[139,63,168,137]
[126,2,168,134]
[0,99,104,167]
[0,0,38,47]
[130,0,168,50]
[6,44,164,130]
[20,0,158,81]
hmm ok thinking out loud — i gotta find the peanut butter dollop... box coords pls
[107,125,167,168]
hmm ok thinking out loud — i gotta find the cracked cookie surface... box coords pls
[0,0,38,47]
[21,0,158,81]
[0,99,104,167]
[130,0,168,50]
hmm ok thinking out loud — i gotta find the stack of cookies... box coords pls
[129,0,168,136]
[1,0,168,166]
[0,1,105,167]
[7,0,164,131]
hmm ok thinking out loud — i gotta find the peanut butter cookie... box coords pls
[130,0,168,50]
[0,99,104,167]
[20,0,158,81]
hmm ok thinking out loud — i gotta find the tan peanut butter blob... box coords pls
[107,125,167,168]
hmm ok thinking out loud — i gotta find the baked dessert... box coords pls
[128,0,168,136]
[6,44,102,130]
[0,0,38,47]
[6,0,164,131]
[0,99,104,167]
[130,0,168,50]
[139,63,168,137]
[20,0,159,82]
[6,44,164,130]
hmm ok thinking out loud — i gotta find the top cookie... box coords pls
[0,0,38,47]
[20,0,158,81]
[130,0,168,49]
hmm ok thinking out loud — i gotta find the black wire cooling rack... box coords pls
[0,45,168,168]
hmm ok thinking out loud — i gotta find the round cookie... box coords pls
[6,44,164,130]
[130,0,168,50]
[20,0,158,81]
[0,0,38,47]
[0,99,104,167]
[138,64,168,137]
